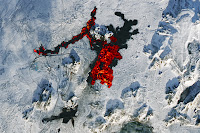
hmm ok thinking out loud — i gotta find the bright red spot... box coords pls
[110,36,117,43]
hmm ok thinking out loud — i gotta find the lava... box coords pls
[90,44,122,88]
[34,7,122,88]
[34,7,97,55]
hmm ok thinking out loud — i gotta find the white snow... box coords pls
[1,0,200,133]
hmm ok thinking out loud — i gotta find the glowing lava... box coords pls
[91,44,122,88]
[34,7,122,88]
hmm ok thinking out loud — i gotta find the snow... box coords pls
[1,0,200,133]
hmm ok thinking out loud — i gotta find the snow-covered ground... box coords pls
[1,0,200,132]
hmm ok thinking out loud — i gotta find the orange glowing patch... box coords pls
[33,7,122,88]
[90,44,122,88]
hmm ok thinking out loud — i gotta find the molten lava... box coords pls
[33,7,122,88]
[34,7,97,55]
[90,44,122,88]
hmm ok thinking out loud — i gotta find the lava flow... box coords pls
[90,45,122,88]
[34,7,122,88]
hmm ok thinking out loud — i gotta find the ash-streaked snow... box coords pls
[1,0,200,133]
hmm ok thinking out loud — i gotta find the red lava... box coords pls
[34,7,122,88]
